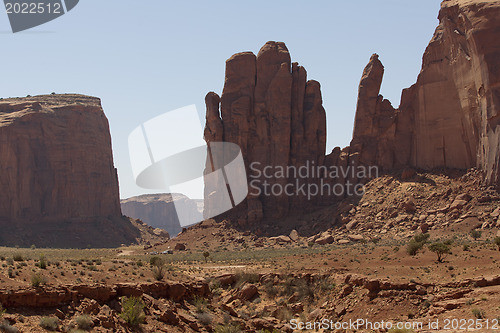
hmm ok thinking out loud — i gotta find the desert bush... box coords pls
[152,265,165,281]
[428,241,452,262]
[276,308,293,321]
[281,277,314,301]
[0,321,19,333]
[406,233,430,256]
[149,256,166,281]
[209,278,222,294]
[149,256,163,267]
[31,273,46,287]
[193,296,208,314]
[316,276,335,292]
[235,272,259,288]
[39,317,59,331]
[12,255,23,262]
[470,229,482,240]
[75,315,93,330]
[472,308,485,319]
[203,251,210,262]
[214,323,241,333]
[38,254,47,269]
[413,233,430,243]
[406,240,424,256]
[196,312,212,325]
[120,296,145,326]
[264,282,278,298]
[494,237,500,251]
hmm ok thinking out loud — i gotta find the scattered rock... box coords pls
[237,284,258,301]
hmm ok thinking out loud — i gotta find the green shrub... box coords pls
[428,242,451,262]
[39,317,59,331]
[406,233,430,256]
[264,282,278,298]
[0,321,19,333]
[152,265,165,281]
[235,272,259,288]
[12,255,23,262]
[193,296,208,314]
[413,233,430,243]
[471,229,482,240]
[214,323,241,333]
[38,254,47,269]
[31,273,46,287]
[75,315,93,330]
[149,256,166,281]
[120,296,145,326]
[407,240,424,256]
[472,308,485,319]
[149,256,163,267]
[196,312,212,326]
[494,237,500,251]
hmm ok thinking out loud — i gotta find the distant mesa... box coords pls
[121,193,203,237]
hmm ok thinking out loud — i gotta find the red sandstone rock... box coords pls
[237,283,258,301]
[0,94,137,248]
[352,0,500,186]
[204,41,327,226]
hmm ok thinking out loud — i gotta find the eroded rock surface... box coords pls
[0,94,138,247]
[204,0,500,227]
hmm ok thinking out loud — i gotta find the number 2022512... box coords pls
[5,2,62,14]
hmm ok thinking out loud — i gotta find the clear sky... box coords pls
[0,0,441,199]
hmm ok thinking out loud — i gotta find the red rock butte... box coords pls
[204,0,500,227]
[0,94,140,248]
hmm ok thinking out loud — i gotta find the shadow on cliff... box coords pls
[0,216,142,248]
[210,168,471,238]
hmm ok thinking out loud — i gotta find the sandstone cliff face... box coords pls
[121,193,203,237]
[204,0,500,227]
[0,94,139,247]
[204,41,326,225]
[352,0,500,183]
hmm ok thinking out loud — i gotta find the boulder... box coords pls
[174,243,186,251]
[315,235,334,245]
[237,284,258,301]
[289,229,300,241]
